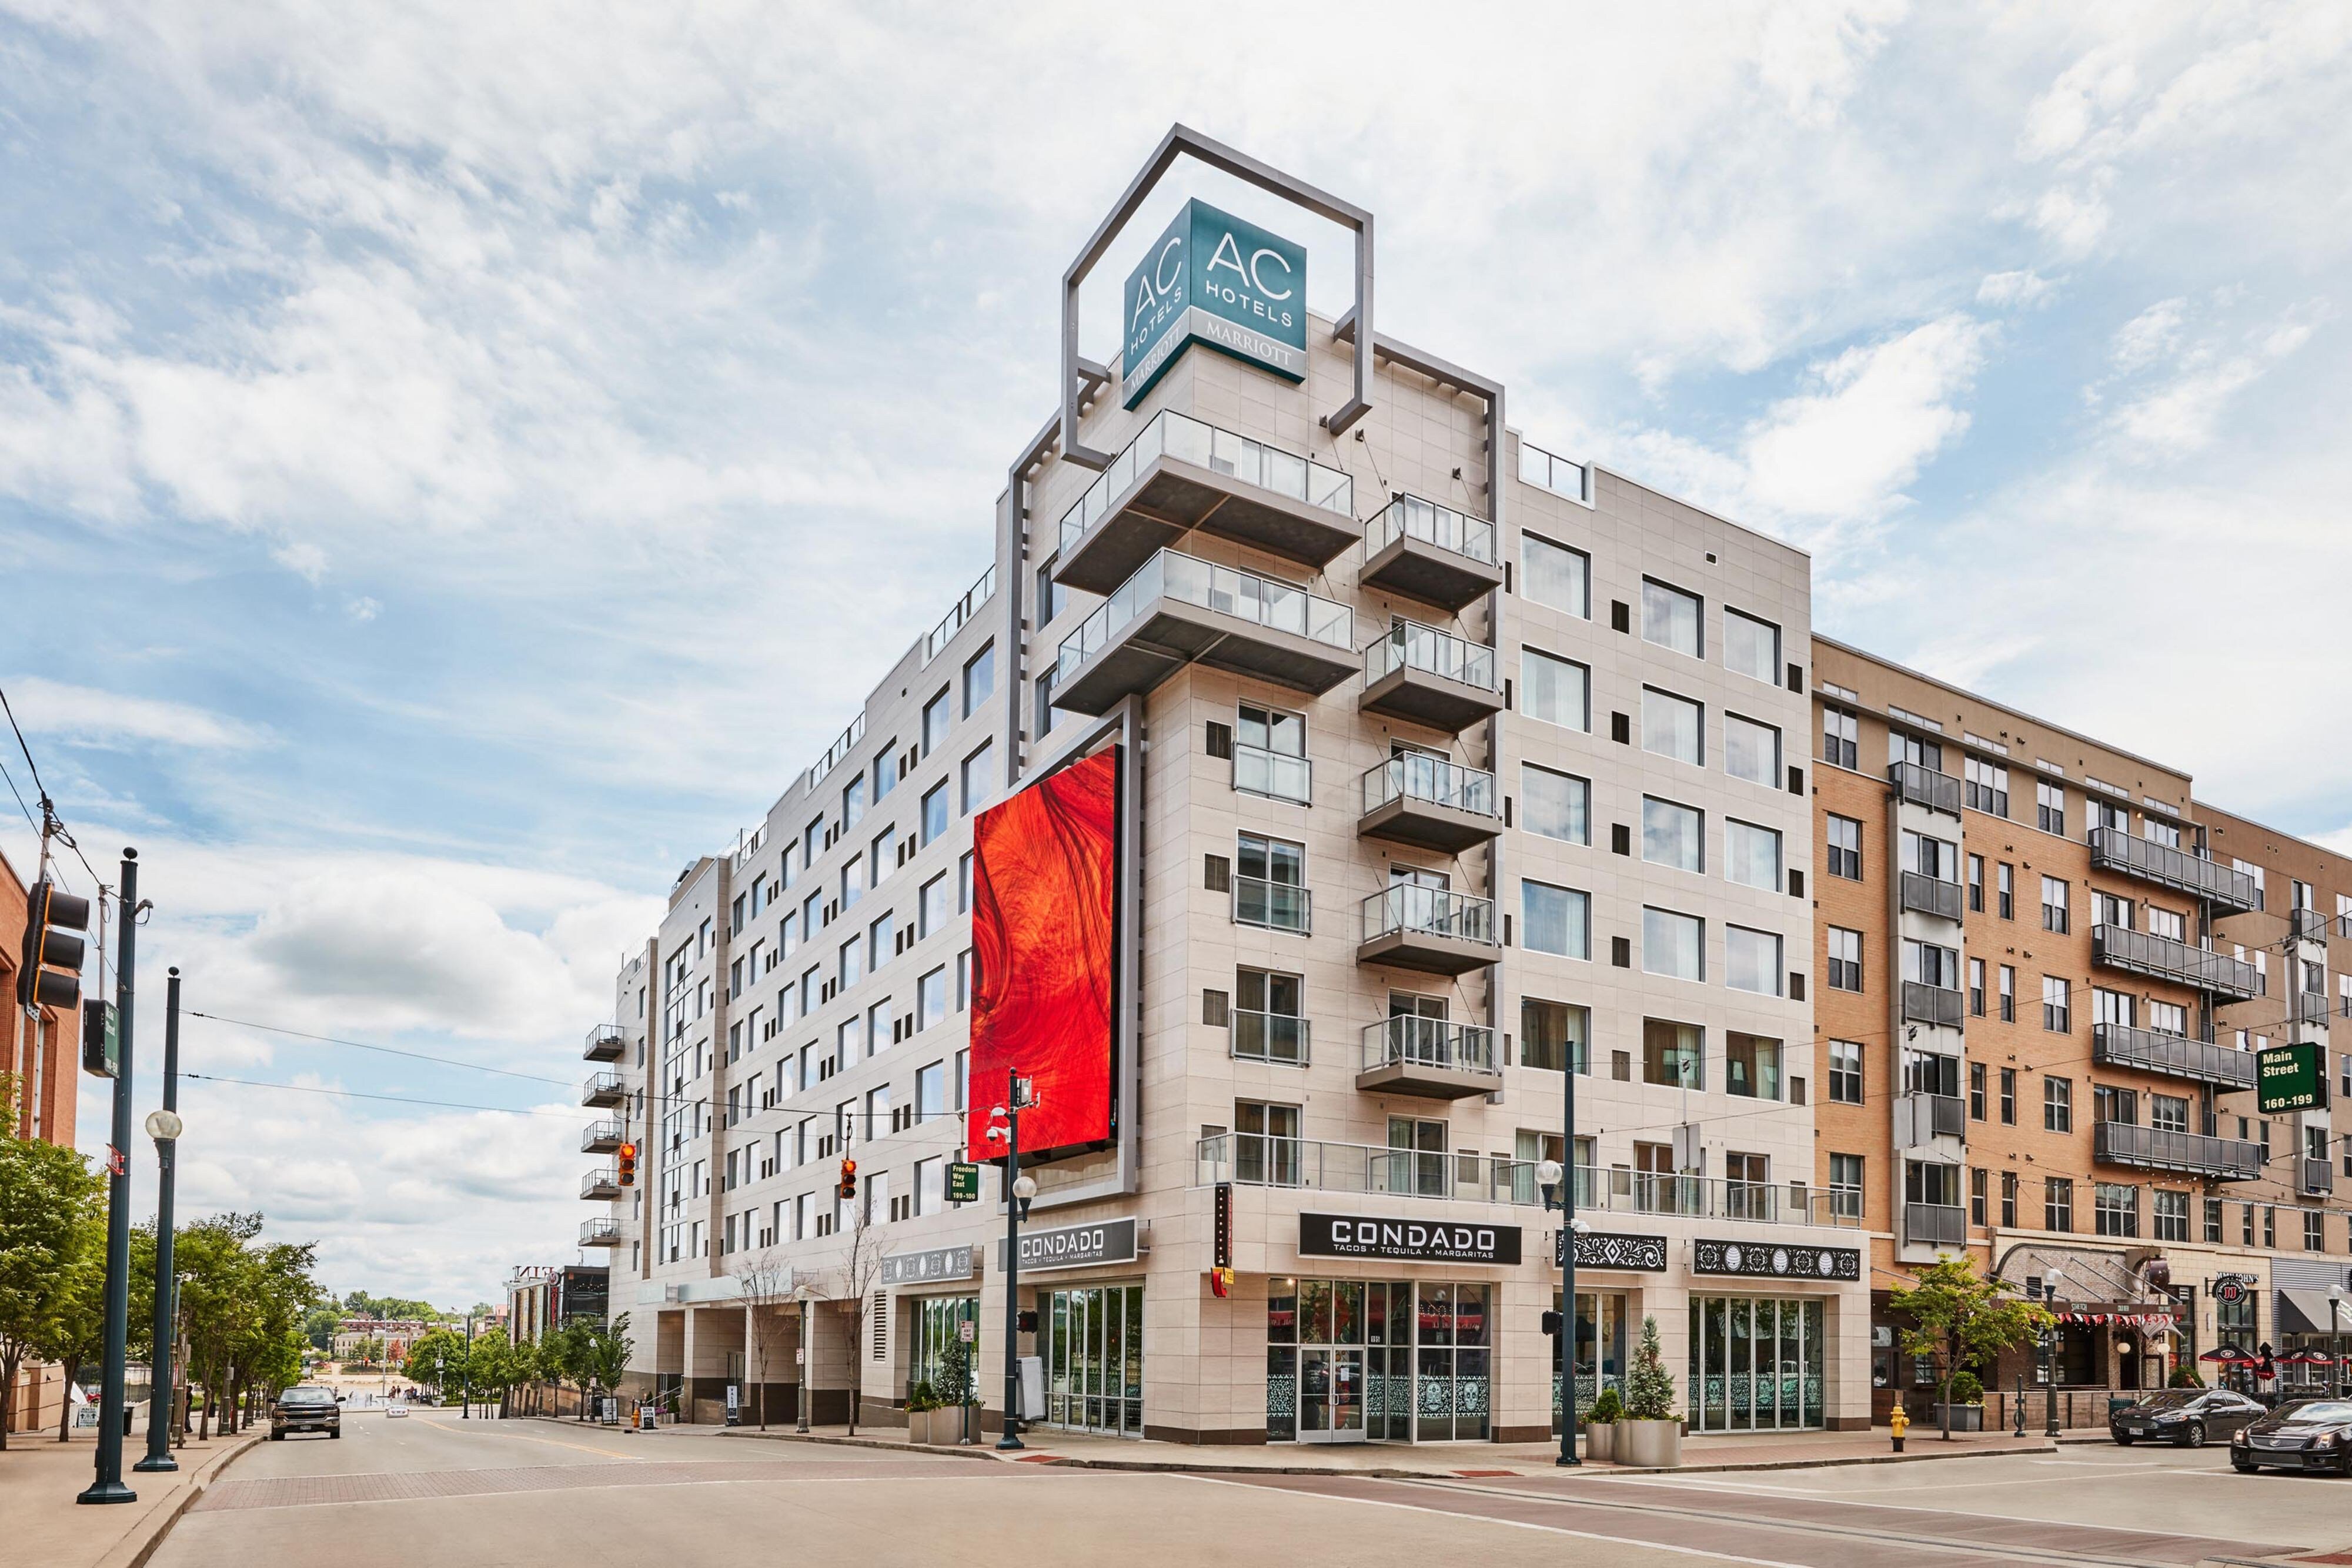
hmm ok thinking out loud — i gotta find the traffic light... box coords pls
[1540,1310,1563,1336]
[15,879,90,1012]
[837,1158,858,1203]
[616,1142,637,1186]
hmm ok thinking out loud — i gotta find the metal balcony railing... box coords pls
[2297,991,2333,1029]
[1902,981,1965,1029]
[2094,1121,2263,1180]
[2087,828,2260,914]
[1057,409,1354,557]
[1899,872,1964,922]
[1359,755,1498,820]
[1055,549,1355,688]
[1362,885,1497,948]
[1889,761,1962,817]
[2090,1022,2257,1091]
[582,1168,620,1198]
[1359,1016,1501,1079]
[582,1071,623,1105]
[1363,618,1498,692]
[1234,743,1311,805]
[1365,493,1497,565]
[1233,875,1311,934]
[581,1119,623,1152]
[1905,1202,1969,1248]
[2093,925,2260,1001]
[1897,1092,1966,1145]
[2292,907,2331,943]
[2303,1157,2337,1197]
[1230,1009,1309,1066]
[580,1219,622,1246]
[584,1024,626,1061]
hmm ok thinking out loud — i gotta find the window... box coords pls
[1822,705,1858,770]
[960,741,996,814]
[1965,757,2009,817]
[1725,1032,1782,1099]
[2094,987,2135,1031]
[1996,862,2014,920]
[2309,1209,2328,1252]
[1232,969,1305,1065]
[1642,908,1703,981]
[2044,1076,2073,1133]
[2043,975,2072,1034]
[1826,814,1862,880]
[963,643,995,717]
[917,967,947,1033]
[1998,964,2015,1022]
[1723,609,1779,683]
[2204,1196,2225,1244]
[1827,927,1863,992]
[921,781,949,845]
[1966,854,1984,912]
[2036,779,2066,835]
[843,773,867,833]
[1999,1067,2016,1125]
[1642,687,1703,764]
[1520,999,1589,1073]
[922,688,952,754]
[2094,1182,2139,1239]
[1967,958,1986,1017]
[1970,1168,1987,1227]
[1723,714,1781,787]
[1234,703,1309,803]
[1521,881,1589,959]
[2092,798,2129,839]
[1724,820,1781,891]
[841,860,863,912]
[1521,764,1590,845]
[2045,1176,2074,1233]
[2144,905,2184,942]
[1829,1039,1863,1104]
[874,744,897,800]
[1521,649,1590,730]
[1890,730,1942,771]
[1641,579,1701,656]
[918,874,948,938]
[1641,797,1703,872]
[2148,999,2187,1037]
[2092,1084,2136,1126]
[1904,938,1960,991]
[2151,1094,2189,1134]
[1830,1154,1864,1220]
[2040,876,2069,933]
[1969,1061,1986,1120]
[1522,534,1591,617]
[1642,1018,1702,1088]
[1725,927,1783,996]
[867,912,896,972]
[1235,833,1308,933]
[838,935,864,991]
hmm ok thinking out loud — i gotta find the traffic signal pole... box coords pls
[78,848,138,1506]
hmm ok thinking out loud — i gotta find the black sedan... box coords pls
[2110,1387,2267,1447]
[2231,1399,2352,1474]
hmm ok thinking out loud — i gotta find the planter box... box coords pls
[907,1406,975,1445]
[1583,1422,1615,1462]
[1619,1417,1683,1467]
[1932,1403,1984,1432]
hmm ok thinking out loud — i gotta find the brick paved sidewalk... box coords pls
[0,1413,263,1568]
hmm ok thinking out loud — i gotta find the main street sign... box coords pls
[1121,199,1306,408]
[2259,1041,2323,1114]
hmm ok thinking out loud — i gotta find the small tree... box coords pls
[836,1204,886,1436]
[938,1332,975,1441]
[733,1250,794,1430]
[1888,1254,2053,1439]
[583,1313,633,1414]
[1623,1315,1679,1421]
[0,1119,103,1451]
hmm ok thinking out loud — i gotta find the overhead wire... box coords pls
[185,1010,573,1086]
[181,1072,574,1118]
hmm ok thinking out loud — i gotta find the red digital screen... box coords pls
[965,745,1120,1164]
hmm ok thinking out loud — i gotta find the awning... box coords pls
[2276,1288,2352,1335]
[1990,1242,2143,1305]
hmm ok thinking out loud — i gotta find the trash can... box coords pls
[122,1406,135,1436]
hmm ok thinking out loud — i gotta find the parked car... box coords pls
[2231,1399,2352,1474]
[270,1385,343,1440]
[2110,1387,2266,1447]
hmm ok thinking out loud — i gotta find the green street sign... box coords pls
[81,999,118,1079]
[947,1161,981,1204]
[2258,1041,2322,1114]
[1121,199,1307,409]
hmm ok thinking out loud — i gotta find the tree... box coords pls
[581,1314,633,1410]
[406,1326,468,1403]
[303,1305,342,1350]
[1623,1315,1679,1421]
[835,1203,886,1436]
[33,1210,107,1443]
[467,1326,523,1413]
[0,1119,103,1451]
[1889,1254,2054,1439]
[732,1249,794,1430]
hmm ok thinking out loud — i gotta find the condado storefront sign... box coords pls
[1121,198,1307,408]
[1299,1213,1522,1266]
[998,1218,1140,1272]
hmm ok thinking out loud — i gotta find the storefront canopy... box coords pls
[2275,1289,2352,1336]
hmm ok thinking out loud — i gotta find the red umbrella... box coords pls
[2279,1350,2337,1366]
[2200,1345,2254,1364]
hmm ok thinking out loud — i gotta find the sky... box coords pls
[2,2,2348,1309]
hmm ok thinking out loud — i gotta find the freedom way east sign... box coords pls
[1121,199,1307,408]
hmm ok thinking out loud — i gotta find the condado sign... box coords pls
[998,1217,1140,1272]
[1299,1213,1522,1266]
[2258,1041,2323,1114]
[1121,198,1307,409]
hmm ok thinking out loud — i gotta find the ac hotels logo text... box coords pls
[1120,199,1308,408]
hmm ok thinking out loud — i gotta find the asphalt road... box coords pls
[153,1411,2352,1568]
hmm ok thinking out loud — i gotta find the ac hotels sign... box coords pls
[1121,199,1308,408]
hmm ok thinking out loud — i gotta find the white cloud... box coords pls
[4,675,269,751]
[2109,297,2187,372]
[1977,270,2054,308]
[2030,183,2112,260]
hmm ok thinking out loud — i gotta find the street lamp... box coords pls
[2041,1269,2064,1437]
[134,1102,184,1473]
[1535,1158,1587,1467]
[984,1076,1036,1453]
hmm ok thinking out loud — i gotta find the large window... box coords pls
[1521,881,1589,959]
[1723,714,1780,788]
[1521,764,1590,844]
[1827,927,1862,991]
[1641,579,1702,657]
[1642,907,1703,981]
[2094,1182,2139,1239]
[1522,534,1590,617]
[1642,688,1703,765]
[1521,649,1590,731]
[960,741,996,815]
[1725,927,1783,996]
[1642,1019,1703,1088]
[1825,814,1861,880]
[2044,1076,2073,1133]
[1830,1154,1864,1219]
[1235,833,1308,933]
[918,873,949,938]
[2036,779,2066,835]
[1822,706,1858,770]
[1965,757,2009,817]
[963,642,995,717]
[2045,1176,2074,1233]
[1725,820,1781,891]
[1521,999,1589,1073]
[1723,610,1779,684]
[1642,797,1703,872]
[922,688,952,755]
[2154,1189,2190,1242]
[1828,1040,1863,1104]
[2041,875,2069,933]
[2043,975,2072,1034]
[1726,1033,1782,1099]
[921,781,950,845]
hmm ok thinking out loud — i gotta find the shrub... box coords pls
[1623,1316,1679,1422]
[937,1337,975,1407]
[1584,1386,1625,1425]
[1947,1370,1984,1405]
[903,1379,941,1414]
[2169,1365,2204,1389]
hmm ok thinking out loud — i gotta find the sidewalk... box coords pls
[703,1419,2053,1477]
[0,1413,265,1568]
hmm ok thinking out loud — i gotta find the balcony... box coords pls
[1889,761,1962,818]
[582,1119,624,1154]
[582,1072,624,1109]
[1233,875,1311,935]
[1903,1202,1968,1249]
[2303,1158,2336,1198]
[2088,828,2260,915]
[1190,1141,1857,1226]
[1899,872,1963,923]
[1357,755,1501,854]
[2292,906,2331,943]
[580,1218,623,1248]
[584,1024,626,1062]
[2092,1022,2257,1091]
[582,1168,621,1201]
[2094,1121,2263,1181]
[2093,924,2259,1002]
[1902,981,1964,1029]
[1230,1009,1309,1066]
[1896,1093,1966,1149]
[1358,493,1502,614]
[1053,409,1357,594]
[1053,550,1357,716]
[1356,1017,1502,1100]
[2297,991,2333,1029]
[1359,620,1502,734]
[1233,743,1311,805]
[1358,885,1498,976]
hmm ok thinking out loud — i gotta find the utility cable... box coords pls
[181,1072,574,1118]
[185,1011,573,1086]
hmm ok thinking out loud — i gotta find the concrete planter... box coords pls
[1932,1403,1984,1432]
[907,1406,975,1445]
[1619,1418,1683,1467]
[1583,1421,1616,1462]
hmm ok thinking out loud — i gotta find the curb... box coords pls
[103,1429,266,1568]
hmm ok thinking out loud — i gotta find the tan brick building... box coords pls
[2,842,86,1436]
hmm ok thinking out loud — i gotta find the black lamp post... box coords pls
[1536,1158,1586,1466]
[135,968,184,1474]
[2042,1268,2064,1437]
[984,1072,1037,1452]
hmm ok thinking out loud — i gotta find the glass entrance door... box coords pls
[1044,1285,1144,1437]
[1299,1348,1366,1442]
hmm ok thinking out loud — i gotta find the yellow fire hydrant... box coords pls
[1890,1403,1909,1453]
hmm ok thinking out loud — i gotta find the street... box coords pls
[153,1411,2352,1568]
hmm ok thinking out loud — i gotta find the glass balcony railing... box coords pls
[1360,755,1498,820]
[1890,761,1962,817]
[1234,875,1311,934]
[1230,1009,1309,1065]
[1364,618,1498,692]
[1360,1016,1499,1078]
[1904,1203,1968,1248]
[1365,493,1496,566]
[1054,550,1354,687]
[1234,743,1312,805]
[1362,884,1496,947]
[1057,409,1354,556]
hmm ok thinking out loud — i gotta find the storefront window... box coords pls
[909,1295,977,1392]
[1688,1296,1825,1431]
[1269,1281,1486,1443]
[1553,1290,1626,1432]
[1045,1285,1142,1436]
